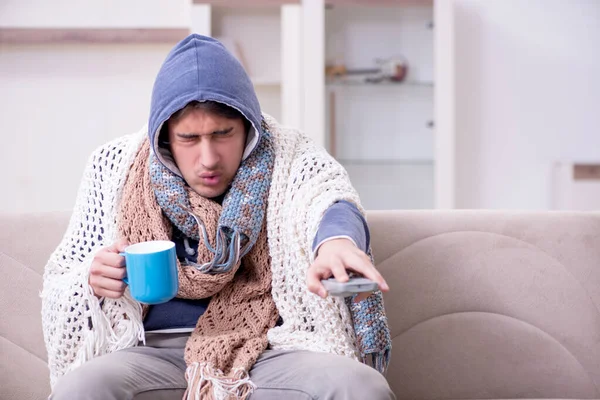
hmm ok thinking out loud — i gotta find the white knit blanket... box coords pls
[41,116,363,387]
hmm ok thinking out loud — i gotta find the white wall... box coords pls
[0,44,172,213]
[0,1,287,214]
[0,0,191,28]
[454,0,600,209]
[0,0,190,213]
[434,0,456,209]
[210,6,283,121]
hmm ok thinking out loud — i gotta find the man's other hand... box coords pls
[89,239,129,299]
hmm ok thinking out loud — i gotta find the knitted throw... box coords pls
[41,117,392,393]
[118,138,278,400]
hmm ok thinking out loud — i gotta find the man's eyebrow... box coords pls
[175,127,234,137]
[175,132,199,138]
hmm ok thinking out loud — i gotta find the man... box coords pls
[43,34,394,400]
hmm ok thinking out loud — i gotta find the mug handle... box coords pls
[118,252,129,285]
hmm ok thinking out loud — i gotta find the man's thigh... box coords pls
[249,350,395,400]
[50,333,188,400]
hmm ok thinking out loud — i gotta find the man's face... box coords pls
[168,108,246,198]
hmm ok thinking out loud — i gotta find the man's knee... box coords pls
[288,351,394,400]
[324,357,395,400]
[50,356,131,400]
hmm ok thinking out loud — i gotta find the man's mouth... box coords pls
[199,173,221,186]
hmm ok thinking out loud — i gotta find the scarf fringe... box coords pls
[361,348,391,376]
[184,362,255,400]
[186,208,246,274]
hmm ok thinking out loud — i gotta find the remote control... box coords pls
[321,277,379,298]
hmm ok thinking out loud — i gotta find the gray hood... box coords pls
[148,34,262,176]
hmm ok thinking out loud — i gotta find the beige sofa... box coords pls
[1,210,599,400]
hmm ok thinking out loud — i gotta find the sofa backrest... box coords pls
[1,210,600,400]
[0,211,70,400]
[369,210,600,400]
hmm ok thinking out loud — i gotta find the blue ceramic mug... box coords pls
[120,240,178,304]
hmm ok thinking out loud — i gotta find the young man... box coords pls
[43,34,394,400]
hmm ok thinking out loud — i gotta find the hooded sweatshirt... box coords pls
[142,34,369,333]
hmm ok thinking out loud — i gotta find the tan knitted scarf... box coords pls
[118,140,279,399]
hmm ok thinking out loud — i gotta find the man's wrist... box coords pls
[313,236,358,259]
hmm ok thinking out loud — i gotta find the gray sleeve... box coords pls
[312,200,370,255]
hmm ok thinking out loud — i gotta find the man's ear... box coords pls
[243,117,252,137]
[158,122,171,149]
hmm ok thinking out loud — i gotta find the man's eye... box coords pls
[214,131,234,138]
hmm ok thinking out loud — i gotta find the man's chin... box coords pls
[192,184,227,199]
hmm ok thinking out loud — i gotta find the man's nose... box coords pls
[198,140,219,169]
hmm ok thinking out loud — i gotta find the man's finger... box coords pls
[93,276,126,293]
[331,263,350,283]
[115,239,129,253]
[329,259,349,284]
[99,264,127,280]
[95,252,126,268]
[344,254,389,292]
[106,239,129,254]
[306,262,330,298]
[94,287,124,299]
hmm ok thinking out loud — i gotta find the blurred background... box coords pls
[0,0,598,213]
